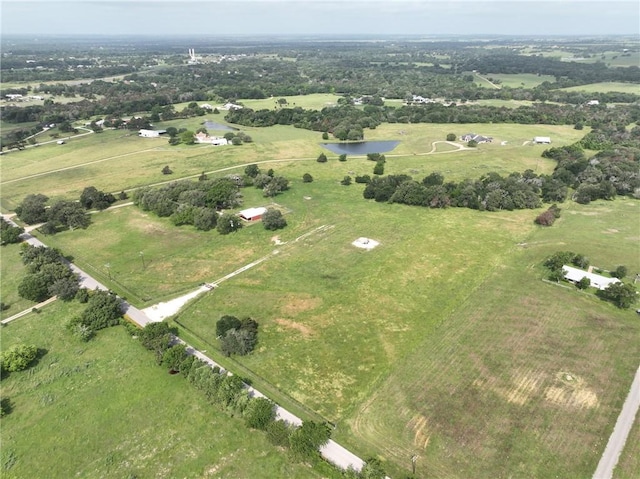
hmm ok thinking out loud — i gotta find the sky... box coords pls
[1,0,639,37]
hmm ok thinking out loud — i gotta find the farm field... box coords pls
[234,93,344,111]
[343,199,640,478]
[559,82,640,94]
[2,116,638,478]
[476,73,556,89]
[0,121,586,213]
[0,301,332,479]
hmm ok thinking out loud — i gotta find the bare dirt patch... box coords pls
[280,294,322,316]
[407,414,431,450]
[274,318,315,339]
[544,372,599,409]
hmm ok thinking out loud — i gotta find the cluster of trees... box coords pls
[216,316,259,356]
[0,217,24,245]
[18,244,79,302]
[363,170,542,211]
[66,289,123,341]
[133,177,241,228]
[15,187,117,233]
[542,126,640,204]
[133,320,385,476]
[244,164,290,198]
[543,251,636,309]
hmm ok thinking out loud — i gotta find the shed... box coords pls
[533,136,551,144]
[239,207,267,221]
[562,265,621,290]
[138,129,166,138]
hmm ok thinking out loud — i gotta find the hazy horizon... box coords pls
[2,1,639,37]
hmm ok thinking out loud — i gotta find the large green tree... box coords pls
[289,421,332,460]
[15,194,49,224]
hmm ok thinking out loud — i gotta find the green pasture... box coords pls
[559,82,640,94]
[0,302,330,479]
[476,73,556,89]
[0,242,37,320]
[343,198,640,478]
[237,94,344,111]
[0,121,586,213]
[615,418,640,479]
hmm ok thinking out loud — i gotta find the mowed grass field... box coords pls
[0,121,585,212]
[0,302,333,479]
[615,417,640,479]
[559,82,640,94]
[0,242,37,320]
[476,73,556,89]
[2,118,638,477]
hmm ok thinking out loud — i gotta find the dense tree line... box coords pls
[0,217,24,245]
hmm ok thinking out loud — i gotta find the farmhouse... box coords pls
[138,129,166,138]
[222,102,243,111]
[194,132,228,145]
[239,207,267,221]
[461,133,493,143]
[562,265,621,290]
[533,136,551,144]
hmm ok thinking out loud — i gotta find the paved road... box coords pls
[593,365,640,479]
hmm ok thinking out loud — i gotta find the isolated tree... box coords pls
[373,162,384,175]
[340,175,352,186]
[262,209,287,230]
[612,265,628,279]
[446,133,457,141]
[216,213,243,235]
[338,154,347,162]
[162,165,173,175]
[302,173,313,183]
[322,132,329,140]
[467,139,478,147]
[317,153,328,163]
[1,344,38,373]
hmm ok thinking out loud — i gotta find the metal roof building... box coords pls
[562,265,621,290]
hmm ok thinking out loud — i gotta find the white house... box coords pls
[239,207,267,221]
[461,133,493,143]
[533,136,552,144]
[222,102,243,111]
[562,265,621,290]
[138,129,166,138]
[194,132,228,145]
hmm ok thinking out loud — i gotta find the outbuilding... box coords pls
[562,265,621,290]
[138,129,166,138]
[239,207,267,221]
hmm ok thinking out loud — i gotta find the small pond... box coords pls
[321,140,400,155]
[203,121,237,131]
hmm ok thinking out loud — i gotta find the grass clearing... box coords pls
[237,94,344,111]
[615,417,640,479]
[0,302,331,479]
[559,82,640,94]
[476,73,556,89]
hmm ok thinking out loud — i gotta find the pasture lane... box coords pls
[1,296,58,324]
[4,216,369,474]
[593,364,640,479]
